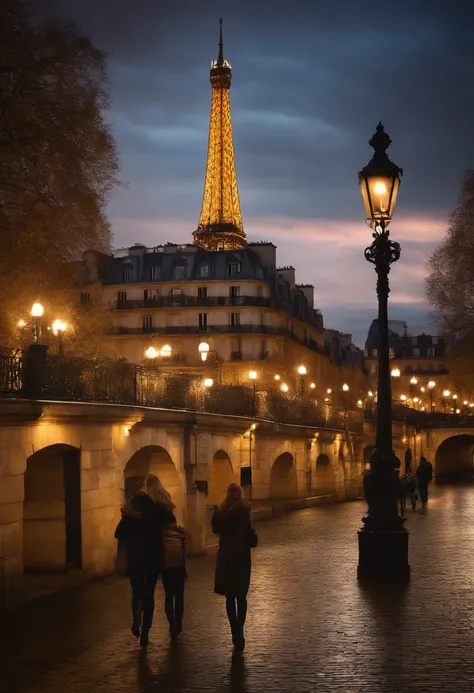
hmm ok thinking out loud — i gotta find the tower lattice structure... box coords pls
[193,21,246,251]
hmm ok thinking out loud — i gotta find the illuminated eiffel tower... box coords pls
[193,20,246,251]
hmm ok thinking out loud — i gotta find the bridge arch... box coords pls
[208,450,236,506]
[314,453,336,495]
[124,445,184,522]
[23,444,82,573]
[435,434,474,483]
[270,452,297,499]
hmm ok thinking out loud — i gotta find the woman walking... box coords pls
[212,483,257,653]
[115,473,175,647]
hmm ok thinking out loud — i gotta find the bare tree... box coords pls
[426,170,474,382]
[0,0,120,343]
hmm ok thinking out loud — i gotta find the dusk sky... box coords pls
[52,0,473,346]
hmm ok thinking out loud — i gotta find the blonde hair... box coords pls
[220,482,244,511]
[143,473,175,511]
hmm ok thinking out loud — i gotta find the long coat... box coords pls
[115,492,171,575]
[212,502,252,598]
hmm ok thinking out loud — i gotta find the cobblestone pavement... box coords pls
[2,485,474,692]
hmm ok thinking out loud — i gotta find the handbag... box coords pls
[115,540,128,577]
[246,527,258,549]
[163,527,187,570]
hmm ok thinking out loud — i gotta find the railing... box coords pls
[0,348,23,393]
[0,351,362,433]
[110,324,329,357]
[364,403,474,429]
[114,296,274,309]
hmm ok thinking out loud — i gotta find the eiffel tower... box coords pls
[193,20,246,251]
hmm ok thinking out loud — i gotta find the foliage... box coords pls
[426,170,474,384]
[0,0,120,343]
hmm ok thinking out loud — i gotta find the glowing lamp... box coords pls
[198,342,210,362]
[297,365,307,376]
[203,378,214,388]
[145,346,159,359]
[161,344,172,358]
[358,123,402,227]
[31,303,44,318]
[248,370,257,381]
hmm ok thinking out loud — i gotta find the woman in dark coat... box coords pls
[212,483,254,652]
[115,473,174,647]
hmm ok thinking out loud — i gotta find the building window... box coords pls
[432,336,438,345]
[197,287,208,301]
[229,286,240,303]
[389,348,395,358]
[199,313,208,329]
[260,340,268,359]
[427,347,435,357]
[229,313,240,326]
[117,291,127,303]
[171,289,183,305]
[257,268,264,279]
[80,292,90,304]
[257,286,263,298]
[199,263,210,277]
[123,265,133,282]
[144,289,158,302]
[260,313,266,326]
[413,348,420,357]
[227,262,241,276]
[373,349,377,357]
[143,315,153,332]
[173,265,186,280]
[149,266,160,281]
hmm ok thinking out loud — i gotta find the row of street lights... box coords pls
[18,303,68,354]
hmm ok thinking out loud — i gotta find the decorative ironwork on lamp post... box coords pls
[357,122,410,581]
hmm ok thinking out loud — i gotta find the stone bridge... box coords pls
[1,398,473,610]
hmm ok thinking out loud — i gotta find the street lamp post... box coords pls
[297,365,307,399]
[31,303,44,343]
[342,383,349,429]
[428,381,436,412]
[248,370,258,418]
[52,319,67,356]
[198,341,222,384]
[356,122,409,581]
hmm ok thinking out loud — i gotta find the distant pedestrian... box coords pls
[398,474,408,516]
[416,457,433,510]
[114,473,175,647]
[162,522,188,638]
[405,474,418,512]
[212,483,258,653]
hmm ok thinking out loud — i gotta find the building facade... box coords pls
[365,319,450,409]
[73,25,366,398]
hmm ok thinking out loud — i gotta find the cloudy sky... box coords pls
[52,0,473,345]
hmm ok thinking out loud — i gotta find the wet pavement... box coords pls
[1,485,474,692]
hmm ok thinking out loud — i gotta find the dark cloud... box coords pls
[46,0,474,341]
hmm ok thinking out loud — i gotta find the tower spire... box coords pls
[193,21,246,251]
[218,18,224,65]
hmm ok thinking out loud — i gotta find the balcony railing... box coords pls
[112,294,323,330]
[114,296,273,309]
[109,324,328,356]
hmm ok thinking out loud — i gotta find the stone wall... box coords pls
[0,400,373,610]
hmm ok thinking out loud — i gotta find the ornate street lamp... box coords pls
[356,123,409,581]
[248,370,258,418]
[52,319,67,355]
[31,303,44,343]
[198,341,210,362]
